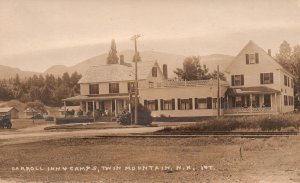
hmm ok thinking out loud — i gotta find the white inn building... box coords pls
[63,41,294,119]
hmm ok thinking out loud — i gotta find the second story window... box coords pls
[128,82,136,93]
[89,84,99,95]
[260,73,273,84]
[152,67,158,77]
[246,53,259,64]
[231,75,244,86]
[109,83,119,93]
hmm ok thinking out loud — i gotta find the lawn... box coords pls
[0,135,300,182]
[0,119,53,131]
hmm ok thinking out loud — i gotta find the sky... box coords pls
[0,0,300,72]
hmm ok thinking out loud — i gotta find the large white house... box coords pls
[63,41,294,119]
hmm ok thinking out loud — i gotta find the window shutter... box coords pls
[177,99,181,110]
[231,75,235,86]
[160,99,164,111]
[270,73,274,84]
[144,100,148,107]
[207,97,212,109]
[255,53,259,63]
[172,99,175,110]
[246,54,249,64]
[241,75,244,86]
[155,100,158,111]
[189,98,193,109]
[195,98,198,109]
[260,73,263,84]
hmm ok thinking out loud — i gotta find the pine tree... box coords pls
[106,39,119,64]
[276,40,292,71]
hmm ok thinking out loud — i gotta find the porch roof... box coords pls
[63,94,130,102]
[226,86,280,95]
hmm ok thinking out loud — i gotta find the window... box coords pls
[288,96,294,106]
[246,53,259,64]
[128,82,138,93]
[109,83,119,93]
[231,75,244,86]
[144,100,158,111]
[291,79,294,88]
[89,84,99,95]
[288,77,290,87]
[195,98,207,109]
[149,82,154,88]
[252,95,260,108]
[235,96,242,107]
[178,98,192,110]
[284,75,288,86]
[284,95,288,106]
[152,67,158,77]
[160,99,175,110]
[260,73,273,84]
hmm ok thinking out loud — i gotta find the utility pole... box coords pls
[217,65,220,119]
[131,34,141,125]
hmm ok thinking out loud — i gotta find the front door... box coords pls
[263,94,271,107]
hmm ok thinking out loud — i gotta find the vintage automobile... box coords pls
[0,115,12,129]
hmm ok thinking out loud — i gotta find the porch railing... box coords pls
[224,107,275,114]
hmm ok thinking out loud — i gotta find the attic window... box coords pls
[89,84,99,95]
[246,53,259,64]
[152,67,158,77]
[109,83,119,93]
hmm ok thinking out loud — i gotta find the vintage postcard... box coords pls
[0,0,300,182]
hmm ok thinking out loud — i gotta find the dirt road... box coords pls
[0,123,163,146]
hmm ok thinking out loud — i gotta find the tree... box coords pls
[106,39,119,64]
[174,56,225,81]
[25,100,47,114]
[276,40,292,71]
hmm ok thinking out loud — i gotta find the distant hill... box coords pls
[44,50,234,78]
[0,65,38,79]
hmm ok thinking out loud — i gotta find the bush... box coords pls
[118,103,152,126]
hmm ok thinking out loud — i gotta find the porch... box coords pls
[224,87,280,116]
[63,94,132,121]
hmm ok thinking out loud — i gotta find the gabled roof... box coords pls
[225,40,294,77]
[78,61,158,84]
[0,107,18,113]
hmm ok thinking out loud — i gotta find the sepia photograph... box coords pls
[0,0,300,182]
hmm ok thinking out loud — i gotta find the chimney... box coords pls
[120,55,124,65]
[268,49,272,56]
[162,64,168,79]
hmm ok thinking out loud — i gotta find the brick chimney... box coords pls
[162,64,168,79]
[268,49,272,56]
[120,55,124,65]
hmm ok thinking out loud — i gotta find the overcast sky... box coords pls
[0,0,300,71]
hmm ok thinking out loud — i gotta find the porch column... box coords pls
[274,92,277,113]
[115,99,118,117]
[80,101,83,111]
[85,102,89,114]
[226,95,229,109]
[64,101,66,118]
[93,100,95,121]
[250,94,253,113]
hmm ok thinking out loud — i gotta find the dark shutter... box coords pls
[207,97,212,109]
[270,73,274,84]
[195,98,198,109]
[154,100,158,111]
[231,75,235,86]
[255,53,259,63]
[260,73,264,84]
[160,99,164,111]
[177,99,181,110]
[246,54,249,64]
[241,75,244,86]
[144,100,148,107]
[189,98,193,109]
[172,99,175,110]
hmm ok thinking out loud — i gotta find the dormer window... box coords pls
[152,67,157,77]
[109,83,119,93]
[246,53,259,64]
[89,84,99,95]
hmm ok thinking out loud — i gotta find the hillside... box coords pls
[0,65,38,79]
[44,51,234,78]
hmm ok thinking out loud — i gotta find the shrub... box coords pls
[118,103,152,125]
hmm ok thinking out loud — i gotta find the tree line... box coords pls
[0,72,82,107]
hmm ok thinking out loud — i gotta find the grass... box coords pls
[158,114,300,132]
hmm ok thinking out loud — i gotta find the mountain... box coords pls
[0,65,38,79]
[44,50,234,78]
